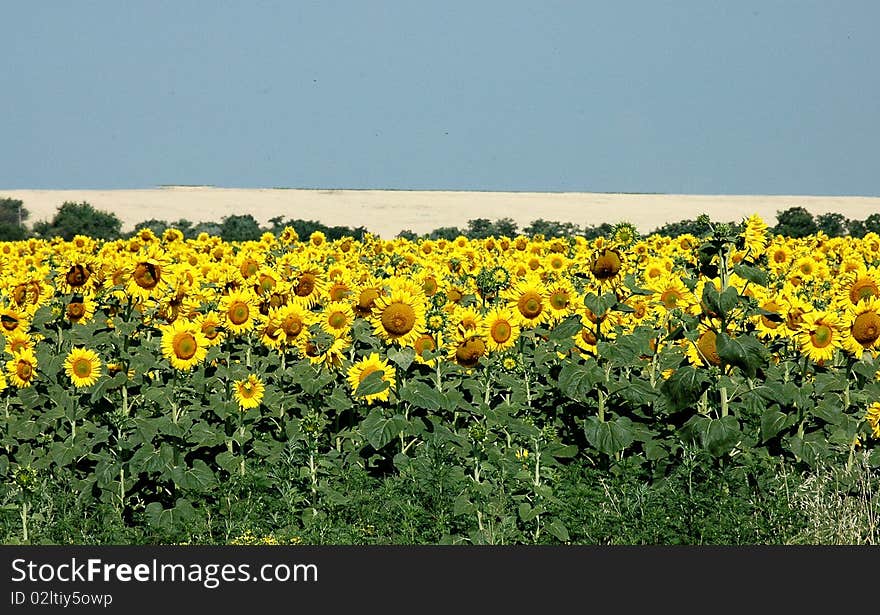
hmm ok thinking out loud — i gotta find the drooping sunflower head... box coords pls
[234,374,266,410]
[0,305,28,334]
[589,248,624,284]
[64,347,102,388]
[449,333,487,369]
[6,348,37,388]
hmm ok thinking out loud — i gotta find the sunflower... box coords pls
[290,267,327,309]
[766,240,794,275]
[302,334,350,370]
[866,402,880,439]
[449,333,487,369]
[412,332,441,366]
[503,275,550,328]
[752,293,787,340]
[3,330,34,357]
[798,311,842,364]
[353,283,385,318]
[347,352,396,405]
[160,319,209,371]
[544,279,577,324]
[6,348,37,388]
[836,268,880,308]
[370,287,427,347]
[219,289,259,335]
[650,275,697,314]
[317,301,355,339]
[742,214,769,259]
[126,255,171,301]
[0,305,29,334]
[233,374,266,410]
[450,304,482,337]
[685,326,723,368]
[274,303,313,348]
[195,311,225,346]
[65,295,97,325]
[842,297,880,356]
[64,347,102,388]
[479,306,520,353]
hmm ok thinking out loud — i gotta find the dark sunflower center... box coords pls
[853,312,880,346]
[16,361,33,380]
[381,303,416,336]
[810,325,833,349]
[549,292,570,310]
[295,274,316,297]
[67,302,86,320]
[282,315,303,337]
[517,292,543,319]
[228,301,250,325]
[455,339,486,368]
[591,250,622,281]
[66,265,90,287]
[328,312,348,329]
[174,333,198,360]
[72,358,93,378]
[133,263,161,290]
[490,321,511,343]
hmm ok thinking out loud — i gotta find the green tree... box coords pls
[815,212,847,237]
[32,201,121,241]
[0,198,29,241]
[773,206,817,238]
[864,213,880,235]
[219,214,262,242]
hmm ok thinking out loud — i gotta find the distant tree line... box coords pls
[2,197,880,243]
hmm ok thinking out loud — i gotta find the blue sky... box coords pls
[2,1,878,195]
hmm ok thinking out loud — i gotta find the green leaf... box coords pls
[584,416,635,456]
[733,263,768,287]
[557,360,603,403]
[453,493,475,516]
[387,347,415,372]
[660,367,709,411]
[549,315,582,341]
[704,416,742,457]
[546,518,570,542]
[399,381,448,411]
[170,459,216,493]
[17,387,41,410]
[716,333,769,378]
[354,370,390,397]
[145,498,197,531]
[760,408,788,442]
[358,409,407,450]
[215,451,240,475]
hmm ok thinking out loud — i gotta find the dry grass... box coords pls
[785,453,878,545]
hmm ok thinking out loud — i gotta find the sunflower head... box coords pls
[234,374,266,410]
[64,347,102,388]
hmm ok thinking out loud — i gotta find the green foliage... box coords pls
[32,201,122,241]
[773,206,818,238]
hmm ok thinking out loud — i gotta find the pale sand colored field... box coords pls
[2,186,880,238]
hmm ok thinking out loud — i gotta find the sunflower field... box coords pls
[0,214,878,544]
